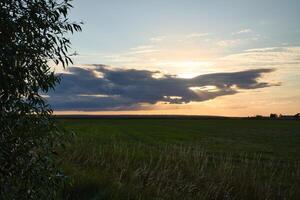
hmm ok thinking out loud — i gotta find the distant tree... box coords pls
[270,113,278,119]
[0,0,81,199]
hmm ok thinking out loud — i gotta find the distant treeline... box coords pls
[55,114,300,120]
[55,115,236,120]
[252,113,300,120]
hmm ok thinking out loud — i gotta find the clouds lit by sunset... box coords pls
[49,0,300,116]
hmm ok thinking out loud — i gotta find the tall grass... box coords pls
[60,141,300,200]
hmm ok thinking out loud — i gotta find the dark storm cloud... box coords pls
[47,66,277,111]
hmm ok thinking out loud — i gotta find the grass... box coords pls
[58,118,300,199]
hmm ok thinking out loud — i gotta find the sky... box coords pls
[49,0,300,116]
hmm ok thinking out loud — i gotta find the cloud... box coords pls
[221,46,300,66]
[47,66,277,111]
[216,39,241,47]
[232,29,252,35]
[127,45,161,55]
[150,36,166,42]
[186,33,210,38]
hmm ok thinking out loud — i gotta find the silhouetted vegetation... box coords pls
[0,0,81,199]
[248,113,300,120]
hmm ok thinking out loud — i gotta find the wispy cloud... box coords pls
[125,49,161,55]
[150,36,166,42]
[232,28,252,35]
[130,45,155,51]
[186,33,210,38]
[216,39,241,47]
[221,46,300,66]
[150,33,210,43]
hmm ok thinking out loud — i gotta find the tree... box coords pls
[0,0,81,199]
[270,113,278,119]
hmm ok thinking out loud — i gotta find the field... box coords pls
[58,118,300,200]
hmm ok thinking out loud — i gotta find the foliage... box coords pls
[0,0,81,199]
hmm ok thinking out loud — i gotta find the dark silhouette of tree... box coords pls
[270,113,278,119]
[0,0,81,198]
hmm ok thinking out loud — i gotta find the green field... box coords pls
[59,118,300,200]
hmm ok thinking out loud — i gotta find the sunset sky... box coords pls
[50,0,300,116]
